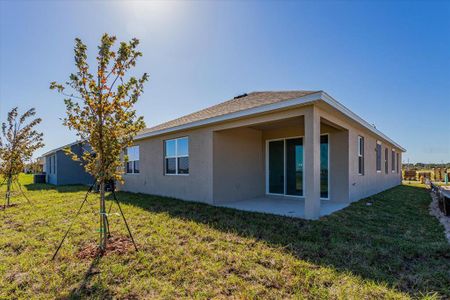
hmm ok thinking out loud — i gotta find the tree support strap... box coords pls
[51,182,138,260]
[112,190,138,252]
[51,183,95,260]
[14,180,33,206]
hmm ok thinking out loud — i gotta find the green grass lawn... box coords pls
[0,175,449,299]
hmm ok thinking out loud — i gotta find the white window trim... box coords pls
[265,136,305,198]
[376,141,382,173]
[357,136,364,176]
[165,137,189,176]
[125,146,140,175]
[264,133,330,200]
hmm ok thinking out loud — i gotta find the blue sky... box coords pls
[0,1,449,163]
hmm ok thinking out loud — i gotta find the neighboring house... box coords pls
[23,157,44,174]
[120,90,405,219]
[37,156,45,173]
[41,141,94,185]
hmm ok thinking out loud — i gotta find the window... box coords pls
[357,136,364,175]
[165,137,189,175]
[268,137,304,196]
[384,148,388,174]
[396,153,400,174]
[376,142,382,172]
[391,149,396,172]
[125,146,140,174]
[48,156,52,174]
[49,155,56,174]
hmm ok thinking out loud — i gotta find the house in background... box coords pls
[121,90,405,220]
[41,141,93,186]
[23,157,44,174]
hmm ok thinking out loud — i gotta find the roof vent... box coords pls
[233,93,248,99]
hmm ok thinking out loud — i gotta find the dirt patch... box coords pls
[76,236,136,259]
[0,204,19,210]
[5,270,30,288]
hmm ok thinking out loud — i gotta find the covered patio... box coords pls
[216,196,349,218]
[212,104,350,220]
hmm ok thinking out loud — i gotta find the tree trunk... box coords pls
[5,175,12,207]
[99,180,107,251]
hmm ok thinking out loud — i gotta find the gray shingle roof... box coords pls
[141,90,319,134]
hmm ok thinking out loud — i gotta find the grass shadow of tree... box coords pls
[58,254,113,300]
[110,185,450,297]
[24,183,91,193]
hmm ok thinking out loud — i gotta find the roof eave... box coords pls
[320,91,406,152]
[41,140,82,157]
[134,91,406,152]
[134,91,324,140]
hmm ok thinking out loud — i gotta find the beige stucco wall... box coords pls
[316,104,402,202]
[259,122,349,203]
[120,102,403,207]
[347,127,402,201]
[210,110,351,203]
[329,129,350,203]
[119,106,314,204]
[120,127,214,204]
[213,127,264,203]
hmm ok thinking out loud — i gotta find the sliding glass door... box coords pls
[267,135,329,199]
[320,135,329,199]
[267,137,304,197]
[286,138,304,196]
[268,140,284,194]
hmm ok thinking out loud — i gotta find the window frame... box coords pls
[396,153,400,174]
[391,149,396,173]
[48,156,52,174]
[357,136,365,175]
[384,147,388,174]
[125,145,140,175]
[164,137,189,176]
[50,155,56,174]
[376,141,382,173]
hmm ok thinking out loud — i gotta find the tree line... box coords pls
[403,163,450,169]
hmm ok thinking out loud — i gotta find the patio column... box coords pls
[304,106,321,220]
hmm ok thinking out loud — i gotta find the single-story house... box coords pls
[41,141,94,186]
[120,90,405,219]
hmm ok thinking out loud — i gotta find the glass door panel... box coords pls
[320,135,329,198]
[268,140,284,194]
[286,138,303,196]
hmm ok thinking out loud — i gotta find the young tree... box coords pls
[25,159,43,174]
[50,34,147,251]
[0,107,44,207]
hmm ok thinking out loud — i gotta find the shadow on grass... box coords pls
[110,185,450,297]
[24,183,91,193]
[59,254,113,300]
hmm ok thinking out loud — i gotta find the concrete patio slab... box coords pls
[216,196,348,219]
